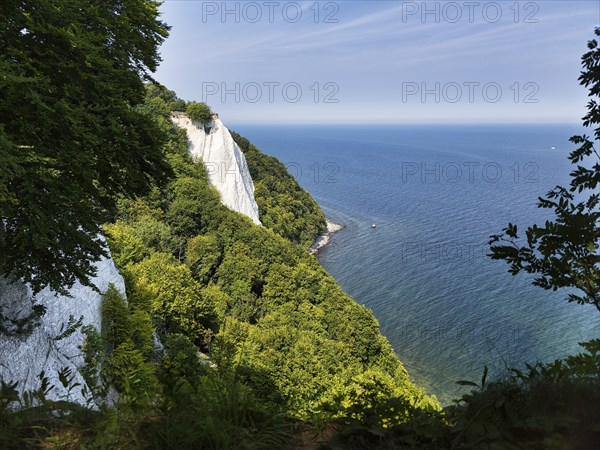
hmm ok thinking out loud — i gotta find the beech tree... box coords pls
[489,28,600,312]
[186,101,212,124]
[0,0,171,293]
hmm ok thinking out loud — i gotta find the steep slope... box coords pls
[102,88,440,422]
[171,112,261,225]
[231,130,327,247]
[0,241,125,404]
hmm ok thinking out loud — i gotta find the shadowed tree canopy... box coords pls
[490,28,600,312]
[0,0,171,294]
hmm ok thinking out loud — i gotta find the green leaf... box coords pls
[481,365,489,389]
[456,380,479,387]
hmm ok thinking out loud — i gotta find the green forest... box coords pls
[0,1,599,448]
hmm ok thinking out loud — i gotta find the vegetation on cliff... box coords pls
[230,130,327,247]
[0,0,171,294]
[0,0,598,447]
[105,85,438,420]
[0,84,439,448]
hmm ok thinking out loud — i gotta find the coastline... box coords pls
[309,219,343,255]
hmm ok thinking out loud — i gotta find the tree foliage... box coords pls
[2,23,600,448]
[186,101,213,124]
[231,131,327,247]
[100,85,439,422]
[126,252,218,347]
[489,28,600,312]
[0,0,171,293]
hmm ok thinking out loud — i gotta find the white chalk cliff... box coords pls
[0,112,259,405]
[171,112,261,225]
[0,243,125,404]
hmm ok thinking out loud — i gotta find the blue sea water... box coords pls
[231,123,599,404]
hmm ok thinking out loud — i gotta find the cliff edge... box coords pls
[0,241,125,404]
[171,112,261,225]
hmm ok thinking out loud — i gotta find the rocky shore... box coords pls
[309,220,343,255]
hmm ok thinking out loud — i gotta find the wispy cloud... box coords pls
[156,1,599,123]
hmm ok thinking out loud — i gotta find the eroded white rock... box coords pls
[171,112,261,225]
[0,244,125,405]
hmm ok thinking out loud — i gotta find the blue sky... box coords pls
[155,1,600,124]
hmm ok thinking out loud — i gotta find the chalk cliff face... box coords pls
[0,242,125,404]
[171,112,261,225]
[0,112,260,404]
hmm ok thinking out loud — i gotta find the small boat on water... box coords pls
[371,224,377,228]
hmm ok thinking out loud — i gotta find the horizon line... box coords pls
[226,121,583,126]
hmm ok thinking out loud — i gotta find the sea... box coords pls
[231,123,600,404]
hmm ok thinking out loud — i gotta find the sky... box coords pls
[155,1,600,124]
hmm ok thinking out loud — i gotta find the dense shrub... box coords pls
[98,85,439,424]
[231,131,327,246]
[126,253,218,347]
[186,101,213,124]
